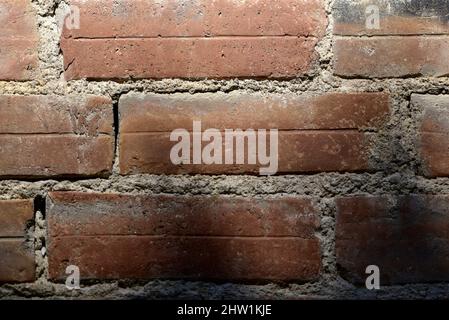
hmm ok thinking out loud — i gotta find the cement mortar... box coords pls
[1,0,449,299]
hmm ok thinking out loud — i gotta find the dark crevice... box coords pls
[113,101,119,149]
[34,195,47,220]
[110,94,122,157]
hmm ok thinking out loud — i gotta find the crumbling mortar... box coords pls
[2,0,449,300]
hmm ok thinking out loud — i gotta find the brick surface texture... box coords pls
[61,0,327,80]
[47,192,321,281]
[119,92,389,175]
[0,200,35,283]
[0,95,114,179]
[1,0,449,300]
[0,0,38,80]
[333,0,449,78]
[336,195,449,284]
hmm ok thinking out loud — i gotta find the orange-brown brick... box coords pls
[61,0,327,80]
[0,200,35,283]
[336,195,449,284]
[333,1,449,78]
[119,92,390,175]
[0,0,38,80]
[47,192,321,282]
[413,94,449,177]
[334,38,449,78]
[334,0,449,35]
[0,95,114,179]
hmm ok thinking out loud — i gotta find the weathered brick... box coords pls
[0,0,38,80]
[333,1,449,78]
[336,195,449,284]
[121,131,371,175]
[65,0,326,38]
[0,95,114,178]
[0,240,35,283]
[47,192,319,237]
[63,38,319,80]
[0,200,35,283]
[47,192,321,281]
[413,94,449,177]
[334,37,449,78]
[334,0,449,35]
[120,93,389,132]
[61,0,326,80]
[0,200,33,237]
[119,92,389,175]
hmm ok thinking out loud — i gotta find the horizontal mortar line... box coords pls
[50,234,311,240]
[68,35,316,40]
[120,129,371,134]
[0,236,27,240]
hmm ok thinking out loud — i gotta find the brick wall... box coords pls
[1,0,449,299]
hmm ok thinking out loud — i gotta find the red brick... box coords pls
[62,37,318,80]
[0,135,113,178]
[333,1,449,79]
[0,199,33,237]
[334,37,449,78]
[47,192,319,237]
[336,195,449,284]
[0,95,114,178]
[120,131,371,175]
[119,93,389,175]
[333,0,449,35]
[0,240,35,283]
[0,95,113,134]
[49,236,319,282]
[120,93,389,132]
[414,94,449,177]
[0,199,35,283]
[61,0,326,80]
[0,0,38,80]
[47,192,321,281]
[64,0,326,38]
